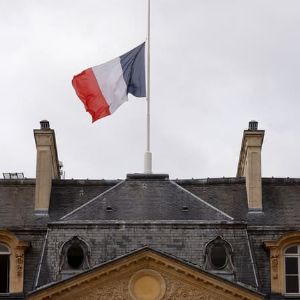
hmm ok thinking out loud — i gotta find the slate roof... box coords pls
[38,222,258,288]
[0,179,39,228]
[49,179,119,220]
[59,174,233,222]
[178,177,300,226]
[1,175,300,299]
[2,176,299,227]
[0,179,117,227]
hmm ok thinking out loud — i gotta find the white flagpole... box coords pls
[144,0,152,174]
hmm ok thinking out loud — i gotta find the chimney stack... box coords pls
[237,121,264,211]
[34,120,60,213]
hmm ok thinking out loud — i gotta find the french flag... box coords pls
[72,43,146,122]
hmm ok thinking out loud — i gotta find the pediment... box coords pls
[28,248,263,300]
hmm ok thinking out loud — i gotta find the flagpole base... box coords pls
[144,151,152,174]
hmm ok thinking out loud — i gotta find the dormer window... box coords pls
[0,243,10,293]
[59,237,90,280]
[204,236,235,281]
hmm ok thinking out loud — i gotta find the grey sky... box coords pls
[0,0,300,179]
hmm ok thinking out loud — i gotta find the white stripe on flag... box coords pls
[92,57,128,114]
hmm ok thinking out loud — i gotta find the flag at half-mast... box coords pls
[72,43,146,122]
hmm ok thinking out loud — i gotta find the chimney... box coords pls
[34,120,60,213]
[237,121,264,211]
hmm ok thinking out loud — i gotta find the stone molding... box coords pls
[128,269,166,300]
[204,236,235,276]
[28,249,263,300]
[0,230,29,293]
[59,236,91,273]
[264,231,300,294]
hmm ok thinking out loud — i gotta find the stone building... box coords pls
[0,120,300,300]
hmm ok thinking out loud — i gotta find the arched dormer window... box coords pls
[59,236,90,280]
[0,243,10,293]
[284,245,300,294]
[204,236,235,280]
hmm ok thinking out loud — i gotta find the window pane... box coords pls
[286,275,299,293]
[286,257,298,274]
[0,255,9,293]
[286,246,298,254]
[67,245,84,269]
[0,244,9,254]
[210,244,227,269]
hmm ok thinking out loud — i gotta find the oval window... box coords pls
[210,244,227,269]
[67,245,84,269]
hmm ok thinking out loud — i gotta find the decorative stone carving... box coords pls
[271,250,279,279]
[76,271,224,300]
[15,252,24,277]
[129,269,166,300]
[78,279,128,300]
[165,275,218,300]
[167,286,216,299]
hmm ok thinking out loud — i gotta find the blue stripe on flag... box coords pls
[120,43,146,97]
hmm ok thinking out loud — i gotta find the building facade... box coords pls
[0,120,299,299]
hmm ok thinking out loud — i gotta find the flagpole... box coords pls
[144,0,152,174]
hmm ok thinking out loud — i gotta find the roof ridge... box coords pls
[60,180,125,220]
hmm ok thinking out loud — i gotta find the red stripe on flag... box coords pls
[72,68,111,122]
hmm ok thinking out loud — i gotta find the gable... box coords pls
[28,248,263,300]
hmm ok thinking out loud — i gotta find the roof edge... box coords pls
[59,180,125,220]
[170,181,234,221]
[48,220,247,226]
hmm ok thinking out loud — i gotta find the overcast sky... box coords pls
[0,0,300,180]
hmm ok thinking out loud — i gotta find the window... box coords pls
[264,232,300,295]
[59,236,90,279]
[0,243,10,293]
[67,244,84,269]
[0,231,29,294]
[204,236,235,281]
[210,243,227,269]
[285,245,300,294]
